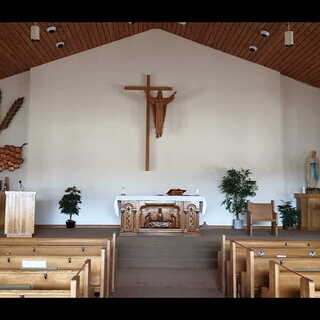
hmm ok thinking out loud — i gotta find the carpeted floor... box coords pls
[2,227,320,298]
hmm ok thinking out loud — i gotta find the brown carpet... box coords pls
[2,227,320,298]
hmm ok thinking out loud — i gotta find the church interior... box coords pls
[0,20,320,301]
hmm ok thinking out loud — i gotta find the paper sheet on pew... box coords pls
[22,260,47,269]
[21,260,58,270]
[20,260,57,270]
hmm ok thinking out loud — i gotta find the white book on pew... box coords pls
[22,260,47,269]
[20,260,58,270]
[20,260,57,270]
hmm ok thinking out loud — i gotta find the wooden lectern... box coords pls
[295,193,320,231]
[4,191,36,237]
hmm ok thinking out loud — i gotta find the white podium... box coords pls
[4,191,36,237]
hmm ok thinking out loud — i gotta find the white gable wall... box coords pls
[0,29,319,226]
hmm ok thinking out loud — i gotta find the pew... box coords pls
[300,277,320,298]
[243,252,320,297]
[229,242,320,297]
[261,260,320,298]
[219,234,320,296]
[0,234,117,297]
[0,259,91,298]
[0,252,106,297]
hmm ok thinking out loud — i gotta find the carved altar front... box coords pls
[114,196,206,236]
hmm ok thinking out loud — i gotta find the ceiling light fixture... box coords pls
[30,24,40,41]
[284,22,294,47]
[260,30,270,37]
[47,26,57,33]
[177,22,187,26]
[56,41,65,48]
[249,45,258,52]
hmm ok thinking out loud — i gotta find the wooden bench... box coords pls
[300,277,320,298]
[243,252,320,297]
[229,242,320,297]
[0,251,108,297]
[218,235,320,297]
[0,259,91,298]
[0,234,117,298]
[218,235,320,295]
[261,260,320,298]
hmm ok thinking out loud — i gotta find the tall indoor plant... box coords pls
[278,200,299,230]
[219,168,258,229]
[58,186,82,228]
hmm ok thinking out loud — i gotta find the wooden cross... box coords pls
[124,74,173,171]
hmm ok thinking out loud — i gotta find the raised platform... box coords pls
[120,228,200,237]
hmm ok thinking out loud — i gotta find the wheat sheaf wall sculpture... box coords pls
[0,144,27,171]
[0,89,24,132]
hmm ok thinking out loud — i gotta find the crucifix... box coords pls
[124,75,176,171]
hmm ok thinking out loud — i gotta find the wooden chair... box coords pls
[246,201,278,236]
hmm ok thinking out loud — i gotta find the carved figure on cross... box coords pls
[124,74,177,171]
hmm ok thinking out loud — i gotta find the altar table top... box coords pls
[114,195,207,216]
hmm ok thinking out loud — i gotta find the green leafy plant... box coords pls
[219,168,258,220]
[278,201,299,229]
[58,186,82,221]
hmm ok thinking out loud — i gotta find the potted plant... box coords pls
[219,168,258,229]
[278,200,299,230]
[58,186,82,228]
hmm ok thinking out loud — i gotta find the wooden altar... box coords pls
[114,196,206,236]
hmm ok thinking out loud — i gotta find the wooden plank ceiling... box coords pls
[0,22,320,88]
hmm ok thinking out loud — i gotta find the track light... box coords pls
[30,24,40,41]
[285,23,294,47]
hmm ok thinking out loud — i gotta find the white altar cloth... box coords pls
[114,195,207,216]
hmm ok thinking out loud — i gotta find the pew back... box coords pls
[265,261,320,298]
[0,235,117,297]
[219,234,320,296]
[245,254,320,297]
[0,259,91,298]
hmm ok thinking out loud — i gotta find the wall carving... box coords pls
[0,144,27,171]
[0,89,24,133]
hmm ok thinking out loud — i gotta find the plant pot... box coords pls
[233,219,243,230]
[66,220,76,229]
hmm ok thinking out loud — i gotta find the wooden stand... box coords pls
[295,193,320,231]
[0,191,5,227]
[4,191,36,237]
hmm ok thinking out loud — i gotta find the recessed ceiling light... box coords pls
[56,41,64,48]
[260,30,270,37]
[47,26,57,33]
[249,45,258,52]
